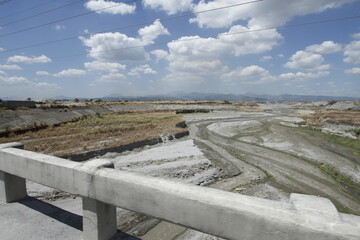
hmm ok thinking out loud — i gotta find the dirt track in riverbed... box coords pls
[184,108,360,215]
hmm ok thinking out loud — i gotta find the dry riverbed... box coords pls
[1,101,360,240]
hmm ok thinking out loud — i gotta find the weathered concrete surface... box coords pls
[1,145,360,240]
[0,142,27,203]
[80,159,117,240]
[0,171,27,203]
[142,221,186,240]
[83,197,117,240]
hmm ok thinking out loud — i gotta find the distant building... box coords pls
[0,100,36,109]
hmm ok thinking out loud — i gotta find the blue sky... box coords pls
[0,0,359,99]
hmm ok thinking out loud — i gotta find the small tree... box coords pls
[27,97,32,101]
[74,98,80,103]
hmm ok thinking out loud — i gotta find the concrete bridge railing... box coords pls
[0,142,359,240]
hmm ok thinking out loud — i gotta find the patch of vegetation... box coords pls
[172,228,188,240]
[38,104,71,110]
[354,128,360,137]
[333,200,360,216]
[319,163,360,198]
[298,127,360,162]
[231,133,360,215]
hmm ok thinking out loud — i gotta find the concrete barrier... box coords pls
[0,142,359,240]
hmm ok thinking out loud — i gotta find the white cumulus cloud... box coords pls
[190,0,356,28]
[167,26,281,60]
[36,71,50,76]
[219,25,282,56]
[344,41,360,65]
[85,0,136,15]
[7,55,52,64]
[221,65,276,85]
[138,20,170,44]
[345,67,360,75]
[0,64,22,70]
[92,73,127,85]
[284,51,331,72]
[128,64,157,77]
[142,0,193,14]
[81,32,146,62]
[279,71,329,82]
[260,56,272,62]
[35,82,61,89]
[84,61,126,73]
[80,22,169,62]
[151,49,169,62]
[163,25,281,86]
[351,32,360,39]
[54,69,86,77]
[0,75,30,85]
[306,41,342,54]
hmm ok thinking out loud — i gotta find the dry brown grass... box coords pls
[233,106,267,112]
[291,105,323,111]
[298,110,360,127]
[85,100,237,106]
[0,110,186,157]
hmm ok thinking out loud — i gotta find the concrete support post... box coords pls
[81,159,117,240]
[0,143,27,203]
[82,197,117,240]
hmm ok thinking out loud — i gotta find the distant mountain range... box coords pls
[3,93,358,102]
[101,92,359,102]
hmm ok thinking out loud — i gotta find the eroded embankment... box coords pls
[0,103,237,135]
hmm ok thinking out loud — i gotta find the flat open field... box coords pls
[0,110,187,157]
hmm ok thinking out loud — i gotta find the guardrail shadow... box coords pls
[18,196,83,231]
[18,196,140,240]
